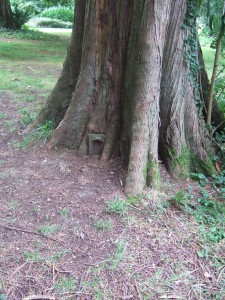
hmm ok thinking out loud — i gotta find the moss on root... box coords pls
[169,147,190,179]
[147,158,161,189]
[169,146,216,179]
[190,153,216,175]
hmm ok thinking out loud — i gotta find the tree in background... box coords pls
[31,0,225,196]
[0,0,14,28]
[0,0,32,29]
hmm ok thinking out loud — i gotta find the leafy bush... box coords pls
[11,3,31,29]
[215,76,225,116]
[40,6,74,22]
[40,0,74,8]
[11,0,41,16]
[28,17,72,29]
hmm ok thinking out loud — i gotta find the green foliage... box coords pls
[55,276,77,293]
[126,195,142,206]
[107,240,127,269]
[11,0,74,15]
[4,120,16,132]
[19,107,36,126]
[212,171,225,198]
[60,208,69,220]
[169,147,191,178]
[183,0,202,111]
[200,0,225,41]
[194,189,225,244]
[190,172,209,187]
[0,113,7,119]
[24,249,43,262]
[50,250,68,265]
[38,224,58,235]
[94,219,112,231]
[171,191,189,211]
[29,17,72,28]
[171,183,225,256]
[40,6,74,22]
[40,0,74,8]
[19,120,55,148]
[106,195,129,216]
[215,76,225,116]
[11,2,32,30]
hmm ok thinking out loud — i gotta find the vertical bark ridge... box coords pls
[124,1,170,196]
[46,0,97,149]
[0,0,13,28]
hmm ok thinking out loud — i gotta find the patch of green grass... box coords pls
[199,36,225,77]
[171,184,225,258]
[19,119,55,148]
[19,107,36,126]
[194,189,225,244]
[0,68,57,98]
[50,250,68,266]
[4,120,16,132]
[55,276,77,293]
[94,219,112,231]
[170,190,189,211]
[0,113,7,119]
[0,40,65,64]
[24,249,43,262]
[60,208,69,220]
[126,195,142,206]
[38,224,58,236]
[107,240,127,269]
[0,27,59,41]
[106,195,129,216]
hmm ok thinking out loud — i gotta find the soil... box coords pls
[0,78,224,299]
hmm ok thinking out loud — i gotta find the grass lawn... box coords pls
[0,29,69,112]
[199,35,225,77]
[36,27,72,37]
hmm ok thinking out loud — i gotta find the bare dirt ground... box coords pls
[0,75,224,299]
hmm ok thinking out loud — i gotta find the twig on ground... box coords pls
[22,296,55,300]
[135,279,142,300]
[9,262,28,279]
[0,224,66,249]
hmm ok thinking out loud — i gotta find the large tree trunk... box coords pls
[0,0,14,29]
[33,0,221,196]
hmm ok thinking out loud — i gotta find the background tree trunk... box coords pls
[0,0,14,29]
[33,0,221,196]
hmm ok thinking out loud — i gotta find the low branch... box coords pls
[0,224,66,248]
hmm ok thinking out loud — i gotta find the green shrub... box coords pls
[29,17,72,28]
[215,77,225,117]
[40,6,73,22]
[11,3,31,29]
[11,0,41,16]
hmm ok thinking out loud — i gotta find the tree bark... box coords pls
[33,0,221,196]
[0,0,14,29]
